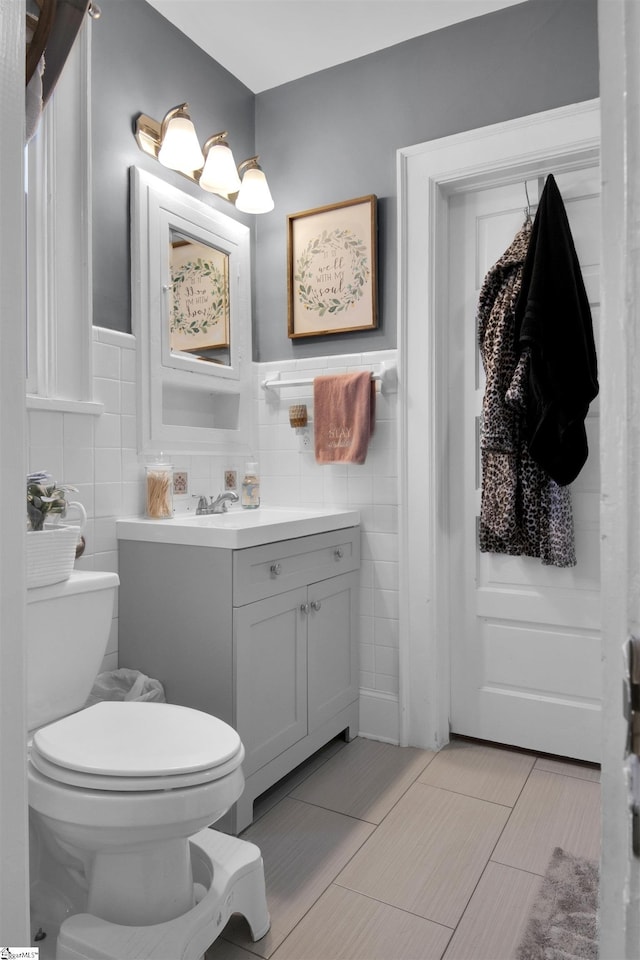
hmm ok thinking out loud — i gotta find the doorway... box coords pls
[397,100,601,755]
[447,170,601,762]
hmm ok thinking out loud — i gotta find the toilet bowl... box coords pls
[27,571,269,958]
[29,700,246,926]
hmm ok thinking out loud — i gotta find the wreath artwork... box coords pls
[170,259,227,339]
[295,228,370,318]
[288,195,377,338]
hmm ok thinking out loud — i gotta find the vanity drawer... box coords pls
[233,527,360,606]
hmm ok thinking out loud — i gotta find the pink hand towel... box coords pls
[313,371,375,464]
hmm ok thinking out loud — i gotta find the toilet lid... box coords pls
[29,744,244,792]
[32,701,242,778]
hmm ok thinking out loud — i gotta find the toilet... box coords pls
[27,571,270,960]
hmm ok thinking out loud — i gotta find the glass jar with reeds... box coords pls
[145,455,173,519]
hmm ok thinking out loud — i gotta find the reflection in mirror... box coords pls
[170,230,231,367]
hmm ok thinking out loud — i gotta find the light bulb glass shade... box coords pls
[235,166,274,214]
[158,115,204,173]
[199,142,242,195]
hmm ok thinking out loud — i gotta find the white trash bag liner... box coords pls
[86,668,166,707]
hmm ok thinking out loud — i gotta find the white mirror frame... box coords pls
[131,166,253,454]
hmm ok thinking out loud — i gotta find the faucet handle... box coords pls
[192,494,209,514]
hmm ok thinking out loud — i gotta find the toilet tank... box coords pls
[27,570,119,731]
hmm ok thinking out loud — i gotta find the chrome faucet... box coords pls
[211,491,239,513]
[193,491,239,515]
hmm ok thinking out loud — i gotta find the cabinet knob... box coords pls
[270,562,282,577]
[334,547,344,560]
[300,602,310,615]
[310,600,322,612]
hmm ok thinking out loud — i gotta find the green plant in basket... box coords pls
[27,472,78,531]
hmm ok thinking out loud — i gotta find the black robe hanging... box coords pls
[514,174,599,486]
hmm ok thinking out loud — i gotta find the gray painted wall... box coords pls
[253,0,598,361]
[91,0,598,359]
[91,0,255,333]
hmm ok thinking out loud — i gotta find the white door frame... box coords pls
[0,0,30,943]
[397,100,601,753]
[598,2,640,955]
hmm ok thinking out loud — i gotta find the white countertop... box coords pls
[116,505,360,549]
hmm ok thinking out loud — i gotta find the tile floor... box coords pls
[206,736,601,960]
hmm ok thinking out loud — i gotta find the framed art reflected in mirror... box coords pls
[170,232,230,362]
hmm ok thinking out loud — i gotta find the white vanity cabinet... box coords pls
[118,525,360,833]
[234,563,359,779]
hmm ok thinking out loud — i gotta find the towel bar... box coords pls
[261,361,397,395]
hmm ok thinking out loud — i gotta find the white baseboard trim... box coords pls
[358,689,400,744]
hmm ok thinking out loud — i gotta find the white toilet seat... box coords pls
[29,745,244,791]
[31,700,244,792]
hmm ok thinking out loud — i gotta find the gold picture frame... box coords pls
[287,195,378,338]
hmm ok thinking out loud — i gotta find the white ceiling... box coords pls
[144,0,526,93]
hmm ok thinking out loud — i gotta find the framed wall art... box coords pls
[169,234,230,353]
[287,195,377,338]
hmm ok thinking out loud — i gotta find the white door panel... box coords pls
[476,587,600,629]
[449,169,601,761]
[480,621,601,700]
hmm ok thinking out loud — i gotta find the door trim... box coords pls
[397,99,600,749]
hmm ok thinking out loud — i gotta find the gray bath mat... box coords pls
[516,847,599,960]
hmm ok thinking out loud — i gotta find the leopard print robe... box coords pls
[477,221,576,568]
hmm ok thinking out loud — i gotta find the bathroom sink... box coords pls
[116,506,360,549]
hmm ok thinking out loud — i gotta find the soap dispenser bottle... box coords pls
[241,462,260,510]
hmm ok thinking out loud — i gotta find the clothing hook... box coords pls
[524,181,532,224]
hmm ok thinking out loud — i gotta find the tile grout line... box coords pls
[444,759,602,955]
[272,751,527,957]
[250,747,440,959]
[438,754,541,947]
[272,745,535,956]
[535,765,601,785]
[252,762,454,960]
[242,798,380,960]
[330,877,456,935]
[285,746,440,832]
[247,739,351,828]
[267,879,456,960]
[213,743,600,960]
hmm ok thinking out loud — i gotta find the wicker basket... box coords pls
[26,524,81,589]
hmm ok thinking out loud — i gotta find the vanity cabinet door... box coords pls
[234,585,308,777]
[307,571,359,734]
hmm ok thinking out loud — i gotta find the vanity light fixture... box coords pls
[134,104,274,214]
[199,133,242,195]
[157,104,204,174]
[235,158,274,214]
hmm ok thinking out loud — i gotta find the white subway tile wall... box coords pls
[26,331,400,739]
[255,352,400,733]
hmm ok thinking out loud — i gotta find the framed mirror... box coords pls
[131,167,253,454]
